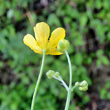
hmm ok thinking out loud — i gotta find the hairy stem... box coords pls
[31,49,46,110]
[65,50,72,110]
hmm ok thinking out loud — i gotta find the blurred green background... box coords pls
[0,0,110,110]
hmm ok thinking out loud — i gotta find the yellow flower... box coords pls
[23,22,66,55]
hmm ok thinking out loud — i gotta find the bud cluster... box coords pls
[46,70,60,79]
[75,80,88,91]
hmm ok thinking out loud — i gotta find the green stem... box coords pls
[71,84,78,91]
[65,50,72,110]
[53,76,69,91]
[31,49,46,110]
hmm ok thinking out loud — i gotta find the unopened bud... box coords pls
[57,46,63,53]
[57,39,70,52]
[46,70,55,79]
[79,80,88,87]
[54,72,60,78]
[75,82,80,86]
[79,86,88,91]
[79,80,88,91]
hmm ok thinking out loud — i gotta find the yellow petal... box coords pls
[46,48,63,55]
[47,28,65,49]
[34,22,50,49]
[23,34,42,54]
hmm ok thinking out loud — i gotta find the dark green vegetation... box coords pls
[0,0,110,110]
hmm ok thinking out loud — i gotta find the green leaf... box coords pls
[101,56,109,65]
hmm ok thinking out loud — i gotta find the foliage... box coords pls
[0,0,110,110]
[100,81,110,100]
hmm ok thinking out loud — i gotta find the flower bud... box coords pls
[75,82,80,86]
[46,70,55,79]
[57,46,63,53]
[57,39,70,52]
[54,72,60,78]
[79,86,88,91]
[79,80,88,91]
[79,80,88,87]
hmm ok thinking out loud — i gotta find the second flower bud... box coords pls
[57,39,70,53]
[46,70,60,79]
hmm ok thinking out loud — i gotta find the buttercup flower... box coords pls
[23,22,66,55]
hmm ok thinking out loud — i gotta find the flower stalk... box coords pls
[64,50,72,110]
[53,76,69,91]
[31,49,46,110]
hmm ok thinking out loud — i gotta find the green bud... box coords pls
[79,86,88,91]
[57,39,70,52]
[75,82,80,86]
[79,80,88,87]
[59,39,66,49]
[79,80,88,91]
[57,46,64,53]
[54,72,60,78]
[64,40,70,49]
[46,70,55,79]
